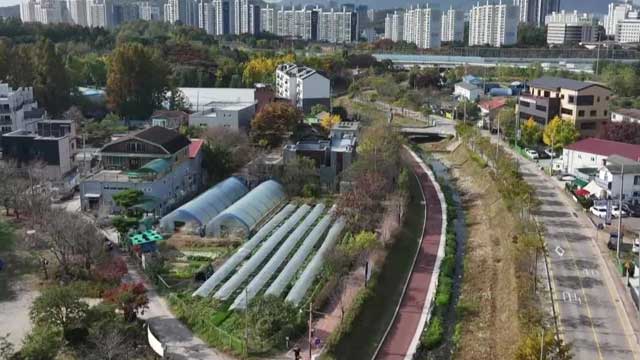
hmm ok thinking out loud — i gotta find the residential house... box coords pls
[275,64,330,114]
[517,76,612,137]
[0,82,44,136]
[611,108,640,123]
[283,121,359,189]
[150,110,188,130]
[562,138,640,178]
[80,126,205,215]
[478,97,507,125]
[594,155,640,204]
[1,119,77,181]
[454,82,482,101]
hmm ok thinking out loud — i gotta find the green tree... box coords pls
[517,23,547,47]
[246,295,301,348]
[20,324,63,360]
[33,39,71,117]
[0,220,14,252]
[455,100,480,121]
[112,189,144,211]
[543,116,579,150]
[310,104,328,116]
[106,43,170,119]
[103,282,148,322]
[202,143,234,184]
[516,330,572,360]
[496,107,516,140]
[520,118,542,147]
[9,45,35,88]
[251,102,302,147]
[30,286,89,332]
[280,156,319,197]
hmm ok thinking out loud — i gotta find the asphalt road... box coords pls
[496,139,639,359]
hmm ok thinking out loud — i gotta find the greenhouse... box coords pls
[159,177,249,233]
[205,180,286,237]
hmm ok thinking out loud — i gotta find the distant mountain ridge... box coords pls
[280,0,608,14]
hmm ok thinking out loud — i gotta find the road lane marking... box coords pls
[555,246,565,257]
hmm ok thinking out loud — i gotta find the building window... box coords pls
[604,110,608,116]
[580,122,596,130]
[578,110,585,117]
[635,176,640,185]
[544,91,550,97]
[561,108,573,116]
[568,95,575,103]
[597,96,600,102]
[535,105,547,112]
[590,110,597,117]
[577,95,594,106]
[519,101,530,108]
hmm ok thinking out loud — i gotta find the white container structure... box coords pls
[285,217,346,305]
[192,204,297,297]
[265,208,335,297]
[230,203,326,310]
[213,204,311,301]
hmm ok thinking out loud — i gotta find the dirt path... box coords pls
[0,274,38,349]
[375,150,445,360]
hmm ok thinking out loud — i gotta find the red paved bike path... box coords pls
[376,152,445,360]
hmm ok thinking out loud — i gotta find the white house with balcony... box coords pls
[0,82,44,136]
[595,155,640,204]
[275,63,330,114]
[562,138,640,177]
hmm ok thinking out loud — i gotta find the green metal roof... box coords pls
[140,158,171,174]
[572,178,589,188]
[131,195,161,212]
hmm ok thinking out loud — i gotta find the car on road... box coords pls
[612,205,628,218]
[623,203,640,217]
[544,148,558,158]
[557,174,576,182]
[525,148,539,159]
[633,238,639,254]
[590,205,608,218]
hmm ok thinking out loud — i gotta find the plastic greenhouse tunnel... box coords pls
[192,204,297,297]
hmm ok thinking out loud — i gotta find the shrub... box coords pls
[435,277,453,307]
[421,315,443,350]
[20,324,63,360]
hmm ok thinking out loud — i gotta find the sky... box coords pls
[0,0,616,14]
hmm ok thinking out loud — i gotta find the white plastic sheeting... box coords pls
[205,180,286,236]
[265,207,336,297]
[213,205,311,300]
[285,217,346,305]
[230,204,325,309]
[192,204,297,297]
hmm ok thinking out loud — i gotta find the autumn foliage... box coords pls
[104,282,149,322]
[95,257,128,284]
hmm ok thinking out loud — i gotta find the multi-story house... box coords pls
[469,2,519,47]
[517,76,612,137]
[403,4,441,49]
[275,64,330,114]
[612,108,640,123]
[80,126,205,215]
[0,83,44,136]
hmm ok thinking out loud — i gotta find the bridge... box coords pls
[373,53,637,73]
[397,116,457,139]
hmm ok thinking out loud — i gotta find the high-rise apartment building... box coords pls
[198,0,215,34]
[25,0,68,24]
[546,11,599,45]
[469,2,519,47]
[616,18,640,42]
[403,4,441,49]
[277,6,315,40]
[605,1,638,36]
[441,6,464,42]
[261,4,276,33]
[164,0,197,26]
[68,0,87,25]
[87,0,116,28]
[213,0,229,34]
[513,0,561,26]
[248,4,260,34]
[318,7,357,43]
[138,1,160,21]
[384,11,403,42]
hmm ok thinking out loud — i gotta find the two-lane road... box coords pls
[503,144,639,359]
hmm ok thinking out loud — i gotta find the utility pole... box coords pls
[308,301,313,360]
[618,161,625,260]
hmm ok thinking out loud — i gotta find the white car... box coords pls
[612,206,628,218]
[633,239,639,254]
[559,174,576,182]
[590,205,608,218]
[525,148,539,159]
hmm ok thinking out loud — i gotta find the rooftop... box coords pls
[479,97,507,111]
[135,126,191,154]
[613,108,640,119]
[277,63,320,80]
[455,82,481,91]
[3,129,67,140]
[605,155,640,174]
[565,138,640,161]
[178,87,256,111]
[529,76,609,91]
[188,139,204,159]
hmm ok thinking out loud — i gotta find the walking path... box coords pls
[375,148,447,360]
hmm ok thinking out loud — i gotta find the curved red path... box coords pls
[376,151,445,360]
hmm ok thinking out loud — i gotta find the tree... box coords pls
[112,189,144,212]
[603,121,640,144]
[543,116,580,150]
[202,143,234,184]
[20,324,63,360]
[251,102,302,147]
[33,39,72,117]
[85,316,139,360]
[0,221,14,252]
[515,330,572,360]
[455,100,480,121]
[280,156,319,197]
[0,333,14,360]
[106,43,170,119]
[520,118,542,147]
[517,23,547,47]
[496,107,516,140]
[246,295,300,348]
[167,88,191,112]
[94,257,128,284]
[30,286,89,332]
[310,104,328,116]
[103,282,149,322]
[241,54,295,87]
[320,113,341,131]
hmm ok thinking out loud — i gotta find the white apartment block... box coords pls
[277,6,314,40]
[469,2,519,47]
[546,10,599,45]
[604,2,638,36]
[212,0,228,35]
[384,11,403,42]
[318,7,357,43]
[261,4,276,33]
[248,4,259,34]
[198,0,215,34]
[68,0,87,26]
[0,83,44,135]
[22,0,68,24]
[441,6,464,42]
[164,0,197,26]
[20,0,37,22]
[545,10,594,25]
[514,0,560,26]
[275,63,330,113]
[403,4,441,49]
[138,2,160,21]
[616,18,640,42]
[88,0,115,28]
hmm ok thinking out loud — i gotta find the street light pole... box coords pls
[618,161,625,260]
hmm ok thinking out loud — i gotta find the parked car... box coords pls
[612,205,628,218]
[608,232,623,250]
[558,174,576,182]
[525,148,539,159]
[590,205,608,218]
[544,148,557,158]
[537,149,550,159]
[633,238,639,254]
[623,203,640,217]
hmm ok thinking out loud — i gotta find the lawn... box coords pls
[329,168,425,359]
